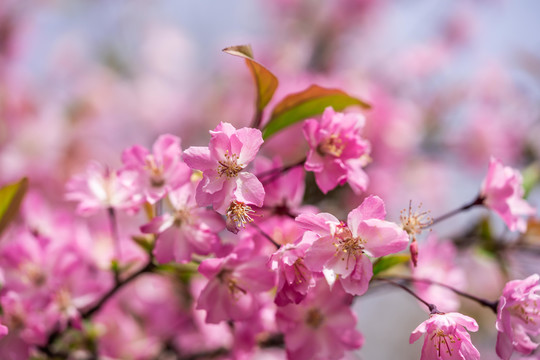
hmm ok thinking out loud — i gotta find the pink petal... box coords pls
[234,127,263,165]
[209,130,232,161]
[304,236,337,272]
[121,145,149,167]
[140,214,174,234]
[302,119,322,148]
[183,146,214,171]
[345,159,369,194]
[358,219,409,258]
[446,312,479,332]
[304,149,325,173]
[348,195,386,235]
[295,213,338,237]
[152,227,176,264]
[234,172,265,207]
[409,322,427,344]
[313,160,347,194]
[339,255,372,296]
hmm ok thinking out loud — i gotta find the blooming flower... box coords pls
[303,106,371,194]
[276,279,363,360]
[196,246,275,324]
[412,234,466,312]
[496,274,540,360]
[297,195,409,295]
[121,134,192,204]
[480,157,536,233]
[269,240,315,306]
[183,122,265,214]
[65,161,141,215]
[140,181,224,264]
[410,312,480,360]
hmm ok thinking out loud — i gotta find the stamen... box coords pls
[144,156,165,187]
[332,222,365,270]
[305,308,324,329]
[217,151,244,178]
[400,200,433,241]
[226,201,255,233]
[318,134,345,157]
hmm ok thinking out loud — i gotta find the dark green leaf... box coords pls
[262,85,371,139]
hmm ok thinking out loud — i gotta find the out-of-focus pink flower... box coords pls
[480,157,536,233]
[121,134,191,204]
[410,312,480,360]
[183,122,265,214]
[412,234,466,312]
[65,161,141,215]
[496,274,540,360]
[269,240,315,306]
[297,195,409,295]
[303,106,371,194]
[141,181,224,264]
[276,279,363,360]
[196,246,275,324]
[255,157,306,213]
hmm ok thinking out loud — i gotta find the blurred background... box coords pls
[1,0,540,358]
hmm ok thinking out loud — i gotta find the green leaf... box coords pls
[0,177,28,237]
[372,254,410,276]
[223,45,279,124]
[522,162,540,198]
[262,85,371,139]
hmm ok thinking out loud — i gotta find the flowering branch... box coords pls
[82,257,156,319]
[39,256,156,357]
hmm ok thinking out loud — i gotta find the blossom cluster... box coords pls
[0,104,538,359]
[0,2,539,358]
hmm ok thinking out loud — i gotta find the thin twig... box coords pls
[250,222,280,248]
[376,278,439,314]
[430,195,484,226]
[378,275,499,313]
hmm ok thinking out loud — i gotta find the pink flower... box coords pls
[303,106,371,194]
[297,195,409,295]
[66,161,141,215]
[495,274,540,360]
[269,241,315,306]
[121,134,191,204]
[140,181,224,264]
[196,247,275,324]
[183,122,265,214]
[480,157,536,233]
[410,312,480,360]
[276,279,363,360]
[412,234,466,312]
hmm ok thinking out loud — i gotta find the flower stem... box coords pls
[430,195,485,227]
[378,275,499,313]
[108,207,121,259]
[376,278,439,314]
[250,222,280,248]
[256,158,306,185]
